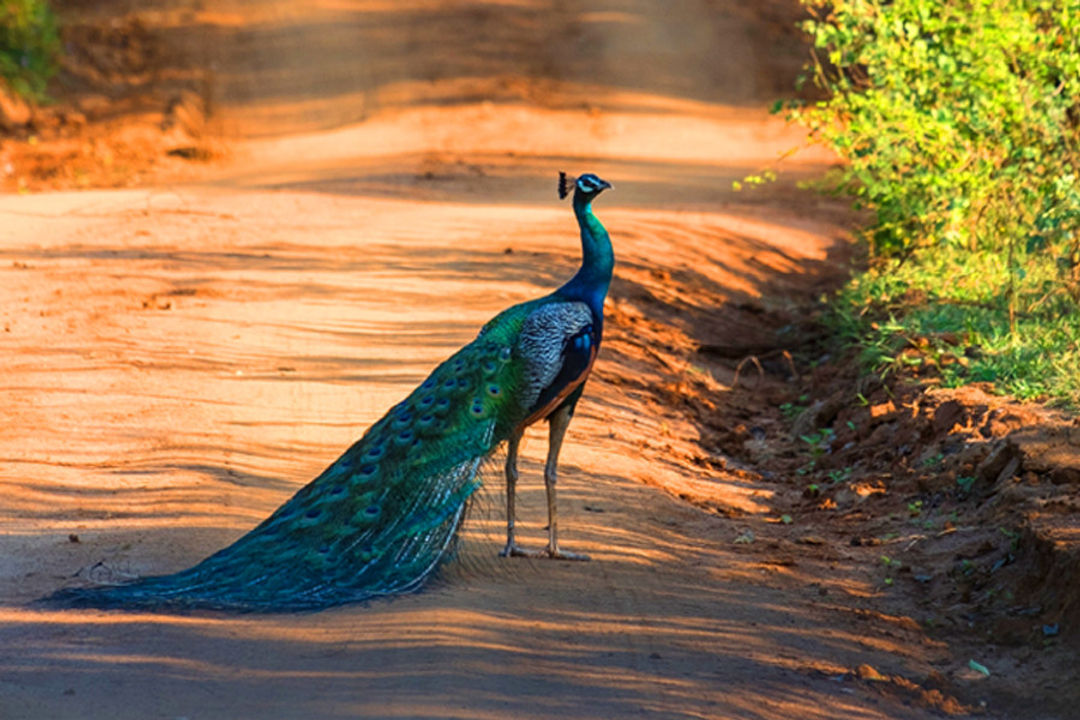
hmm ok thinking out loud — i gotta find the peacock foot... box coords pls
[545,547,590,561]
[499,543,543,558]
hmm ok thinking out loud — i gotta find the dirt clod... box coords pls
[857,664,888,682]
[0,83,32,130]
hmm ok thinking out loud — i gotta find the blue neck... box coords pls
[556,194,614,319]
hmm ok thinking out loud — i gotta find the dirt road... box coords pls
[0,2,982,718]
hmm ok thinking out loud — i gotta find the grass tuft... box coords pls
[829,248,1080,406]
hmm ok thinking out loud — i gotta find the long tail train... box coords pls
[45,338,510,612]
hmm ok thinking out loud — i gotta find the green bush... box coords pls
[0,0,60,101]
[793,0,1080,261]
[791,0,1080,405]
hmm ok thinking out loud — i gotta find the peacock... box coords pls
[45,172,614,612]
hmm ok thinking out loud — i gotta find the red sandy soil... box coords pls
[1,2,1077,719]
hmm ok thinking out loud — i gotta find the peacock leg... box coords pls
[543,402,590,561]
[500,429,539,558]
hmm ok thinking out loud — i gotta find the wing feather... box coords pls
[516,301,594,414]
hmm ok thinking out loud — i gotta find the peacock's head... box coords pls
[558,172,612,202]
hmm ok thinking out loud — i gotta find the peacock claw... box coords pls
[500,543,542,558]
